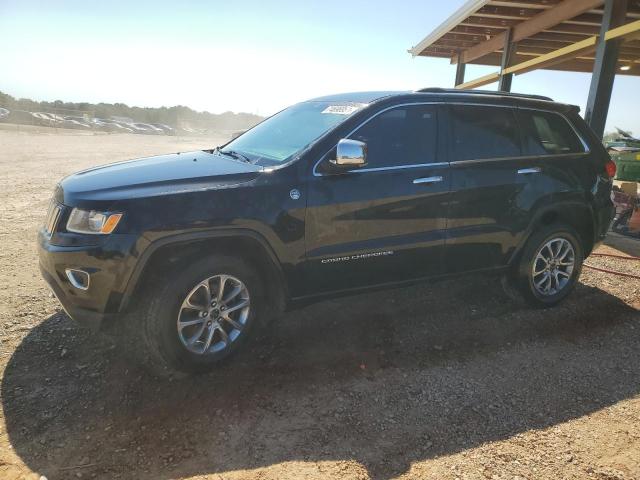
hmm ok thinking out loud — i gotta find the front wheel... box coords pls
[515,225,584,308]
[133,255,263,375]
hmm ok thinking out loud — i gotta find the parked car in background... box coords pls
[111,121,137,133]
[4,109,36,124]
[38,89,616,375]
[151,123,176,135]
[31,112,62,126]
[92,118,134,133]
[179,126,206,135]
[62,116,93,130]
[129,122,164,134]
[125,123,151,134]
[0,108,183,134]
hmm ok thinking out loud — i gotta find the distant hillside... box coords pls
[0,91,264,133]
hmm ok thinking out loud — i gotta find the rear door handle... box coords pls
[517,167,541,175]
[413,176,443,185]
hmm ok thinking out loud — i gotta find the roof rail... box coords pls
[416,87,553,102]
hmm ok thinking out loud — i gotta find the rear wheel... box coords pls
[515,225,584,307]
[132,255,263,375]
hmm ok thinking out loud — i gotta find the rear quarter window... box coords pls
[517,110,585,155]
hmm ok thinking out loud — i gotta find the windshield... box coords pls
[220,101,366,166]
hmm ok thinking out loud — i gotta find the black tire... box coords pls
[514,224,584,308]
[129,254,264,376]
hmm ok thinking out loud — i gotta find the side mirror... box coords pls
[330,139,367,169]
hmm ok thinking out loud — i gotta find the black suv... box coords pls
[38,89,616,374]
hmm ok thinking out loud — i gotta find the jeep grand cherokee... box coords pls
[38,89,616,374]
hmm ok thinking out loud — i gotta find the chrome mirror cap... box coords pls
[331,139,367,168]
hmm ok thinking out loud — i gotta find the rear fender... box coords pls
[509,201,595,267]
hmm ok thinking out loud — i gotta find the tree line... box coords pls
[0,91,263,132]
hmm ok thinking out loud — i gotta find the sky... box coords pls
[0,0,638,133]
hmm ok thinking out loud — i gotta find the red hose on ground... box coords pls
[590,253,640,261]
[583,263,640,280]
[583,253,640,279]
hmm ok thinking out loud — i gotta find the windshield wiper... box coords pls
[216,148,253,164]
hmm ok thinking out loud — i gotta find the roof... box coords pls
[415,87,552,101]
[409,0,640,77]
[306,89,579,113]
[307,91,402,103]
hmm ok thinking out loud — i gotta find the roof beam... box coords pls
[543,23,601,35]
[486,0,561,8]
[441,25,597,41]
[456,15,640,89]
[453,18,600,40]
[527,31,601,42]
[605,18,640,39]
[409,0,491,56]
[472,6,541,20]
[455,72,501,89]
[454,0,604,64]
[432,37,640,54]
[437,50,638,74]
[503,36,598,74]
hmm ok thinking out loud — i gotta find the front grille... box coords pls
[44,201,63,235]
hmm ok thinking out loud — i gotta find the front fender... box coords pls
[118,228,286,313]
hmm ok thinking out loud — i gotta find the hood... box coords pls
[58,150,262,204]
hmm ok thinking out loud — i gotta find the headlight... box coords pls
[66,208,123,234]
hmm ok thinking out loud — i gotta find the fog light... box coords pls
[65,269,90,290]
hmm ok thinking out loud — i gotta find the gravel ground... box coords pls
[0,128,639,480]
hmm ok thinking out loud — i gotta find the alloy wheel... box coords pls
[176,274,250,354]
[531,237,575,296]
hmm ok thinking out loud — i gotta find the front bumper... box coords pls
[39,264,112,331]
[38,229,140,331]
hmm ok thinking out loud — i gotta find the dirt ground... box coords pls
[0,127,639,480]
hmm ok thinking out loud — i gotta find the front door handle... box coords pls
[413,176,443,185]
[517,167,541,175]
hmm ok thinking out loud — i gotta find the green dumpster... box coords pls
[612,151,640,182]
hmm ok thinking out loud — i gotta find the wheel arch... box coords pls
[120,229,287,319]
[510,201,596,267]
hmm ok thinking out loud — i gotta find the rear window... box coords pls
[449,105,520,161]
[517,110,585,155]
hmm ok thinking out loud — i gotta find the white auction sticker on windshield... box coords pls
[321,104,364,115]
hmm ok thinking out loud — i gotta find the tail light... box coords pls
[605,160,617,179]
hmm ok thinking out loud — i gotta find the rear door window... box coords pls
[517,110,585,155]
[449,105,520,161]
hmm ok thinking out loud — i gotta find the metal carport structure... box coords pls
[409,0,640,137]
